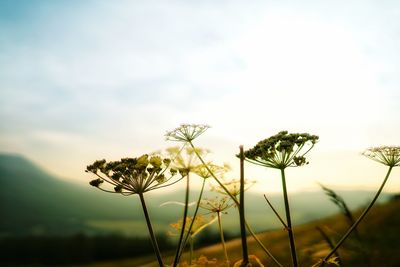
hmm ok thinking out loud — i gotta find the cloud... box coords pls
[0,0,399,191]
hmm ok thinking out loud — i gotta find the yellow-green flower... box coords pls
[200,196,234,214]
[193,162,230,180]
[211,178,255,199]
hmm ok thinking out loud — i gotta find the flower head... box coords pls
[200,196,234,214]
[85,154,177,195]
[165,124,210,143]
[170,216,206,236]
[363,146,400,167]
[244,131,319,169]
[193,162,230,180]
[166,146,210,177]
[211,178,256,199]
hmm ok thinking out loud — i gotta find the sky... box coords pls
[0,0,399,193]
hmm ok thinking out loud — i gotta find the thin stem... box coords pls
[217,211,229,265]
[264,194,288,228]
[172,173,190,267]
[245,221,283,267]
[239,145,249,266]
[322,166,393,265]
[178,178,206,262]
[188,141,239,206]
[139,193,164,267]
[189,141,282,267]
[281,168,298,267]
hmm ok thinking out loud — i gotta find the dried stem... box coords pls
[239,145,249,266]
[217,211,229,265]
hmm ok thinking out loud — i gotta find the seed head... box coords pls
[85,154,177,195]
[244,131,318,169]
[165,124,210,143]
[363,146,400,167]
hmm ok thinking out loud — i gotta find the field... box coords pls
[79,198,400,267]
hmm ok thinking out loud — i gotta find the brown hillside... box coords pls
[82,199,400,267]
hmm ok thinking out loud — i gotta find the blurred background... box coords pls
[0,0,399,266]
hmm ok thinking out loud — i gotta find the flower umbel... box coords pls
[165,124,210,143]
[85,154,177,194]
[200,196,234,214]
[362,146,400,167]
[193,162,230,180]
[244,131,319,169]
[211,178,256,199]
[166,146,209,176]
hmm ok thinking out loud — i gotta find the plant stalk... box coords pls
[280,168,298,267]
[173,173,190,267]
[139,193,164,267]
[217,211,229,265]
[189,141,282,267]
[178,178,206,262]
[322,166,393,265]
[239,145,249,266]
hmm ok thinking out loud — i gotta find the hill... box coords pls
[83,198,400,267]
[0,153,392,237]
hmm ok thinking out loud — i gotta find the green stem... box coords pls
[178,178,206,262]
[239,145,249,266]
[173,173,190,267]
[217,211,229,265]
[322,166,393,265]
[189,141,282,267]
[139,193,164,267]
[280,168,298,267]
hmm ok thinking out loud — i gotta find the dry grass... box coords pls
[78,200,400,267]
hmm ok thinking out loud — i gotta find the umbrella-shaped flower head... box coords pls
[86,154,177,195]
[363,146,400,167]
[244,131,319,170]
[165,124,210,143]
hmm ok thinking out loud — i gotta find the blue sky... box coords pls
[0,0,399,192]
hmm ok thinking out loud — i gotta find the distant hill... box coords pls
[0,154,392,237]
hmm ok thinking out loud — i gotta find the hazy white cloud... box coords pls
[0,0,399,191]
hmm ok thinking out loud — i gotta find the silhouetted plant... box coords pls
[244,131,318,267]
[201,196,234,266]
[83,125,398,267]
[166,146,207,267]
[318,146,400,266]
[167,124,282,267]
[85,154,178,267]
